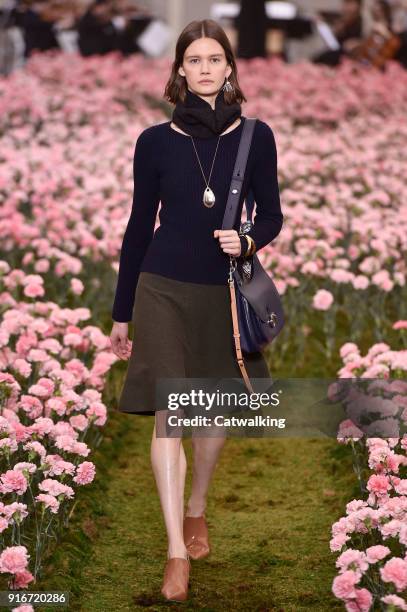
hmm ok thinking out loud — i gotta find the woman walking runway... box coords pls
[110,18,283,602]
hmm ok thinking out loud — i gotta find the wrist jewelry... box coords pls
[244,235,256,257]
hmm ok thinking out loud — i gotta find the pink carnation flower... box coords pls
[400,524,407,547]
[38,478,74,499]
[393,320,407,330]
[29,417,54,437]
[0,546,29,574]
[332,570,359,599]
[13,359,32,378]
[70,278,84,295]
[69,414,89,431]
[10,569,34,589]
[0,438,18,453]
[365,545,391,564]
[381,595,407,610]
[366,474,391,496]
[381,519,402,539]
[86,402,107,426]
[380,557,407,592]
[2,502,28,523]
[330,533,351,552]
[70,441,90,457]
[336,549,369,576]
[312,288,334,310]
[345,588,372,612]
[346,500,368,514]
[73,461,95,485]
[54,435,77,453]
[0,470,28,495]
[394,479,407,495]
[339,342,359,359]
[35,494,60,514]
[23,441,46,459]
[43,457,75,478]
[24,283,44,298]
[13,463,37,475]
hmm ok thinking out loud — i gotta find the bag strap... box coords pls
[222,118,257,394]
[245,188,255,223]
[221,117,257,230]
[228,268,255,394]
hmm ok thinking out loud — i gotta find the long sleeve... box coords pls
[112,130,160,322]
[241,122,283,255]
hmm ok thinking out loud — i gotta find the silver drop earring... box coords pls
[222,77,234,93]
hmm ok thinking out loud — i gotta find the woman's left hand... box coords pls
[214,229,241,256]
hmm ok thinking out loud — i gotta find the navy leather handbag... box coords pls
[222,118,285,357]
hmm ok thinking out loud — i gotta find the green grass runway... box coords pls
[40,403,357,612]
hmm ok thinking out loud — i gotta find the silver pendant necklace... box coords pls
[189,135,221,208]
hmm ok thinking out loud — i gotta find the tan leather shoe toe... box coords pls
[161,557,190,602]
[183,515,210,560]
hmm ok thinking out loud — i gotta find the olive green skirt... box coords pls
[117,271,271,416]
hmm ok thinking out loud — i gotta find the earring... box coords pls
[222,77,234,93]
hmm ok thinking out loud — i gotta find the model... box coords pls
[110,18,283,602]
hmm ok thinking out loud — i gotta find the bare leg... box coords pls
[151,410,188,559]
[186,430,226,517]
[178,441,187,528]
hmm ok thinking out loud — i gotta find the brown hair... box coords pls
[164,19,247,106]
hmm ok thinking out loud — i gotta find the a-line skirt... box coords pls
[116,271,272,416]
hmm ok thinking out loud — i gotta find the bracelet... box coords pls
[245,235,252,256]
[240,234,256,258]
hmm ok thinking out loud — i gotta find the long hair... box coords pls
[164,19,247,106]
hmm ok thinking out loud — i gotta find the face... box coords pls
[371,0,386,21]
[343,0,361,19]
[178,37,232,104]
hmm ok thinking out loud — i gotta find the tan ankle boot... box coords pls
[161,556,191,601]
[183,515,210,560]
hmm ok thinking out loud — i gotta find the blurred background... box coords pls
[1,0,407,74]
[1,2,406,609]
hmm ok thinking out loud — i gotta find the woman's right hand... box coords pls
[110,322,132,360]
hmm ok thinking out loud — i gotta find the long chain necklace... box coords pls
[189,135,221,208]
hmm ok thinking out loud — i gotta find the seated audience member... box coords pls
[109,0,151,56]
[76,0,119,56]
[76,0,151,57]
[313,0,363,66]
[12,0,82,57]
[13,0,60,57]
[347,0,401,69]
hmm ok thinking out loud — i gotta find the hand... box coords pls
[213,229,241,257]
[372,22,391,38]
[110,322,132,360]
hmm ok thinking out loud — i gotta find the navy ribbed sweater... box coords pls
[112,116,283,322]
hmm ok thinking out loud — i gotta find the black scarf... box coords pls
[171,87,242,139]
